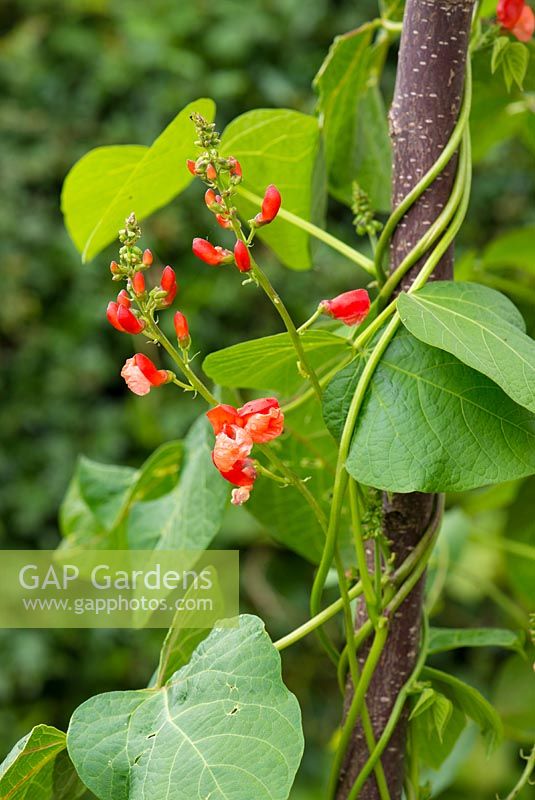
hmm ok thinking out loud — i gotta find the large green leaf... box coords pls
[325,329,535,493]
[422,667,503,753]
[428,627,524,656]
[203,330,350,395]
[0,725,87,800]
[126,416,228,550]
[398,282,535,413]
[67,615,304,800]
[60,441,183,550]
[221,109,323,269]
[62,98,215,262]
[314,24,391,211]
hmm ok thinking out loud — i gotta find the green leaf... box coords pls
[491,37,510,74]
[247,397,337,563]
[127,416,228,551]
[431,694,454,742]
[502,42,529,91]
[67,615,304,800]
[428,627,524,656]
[61,98,215,262]
[0,725,87,800]
[203,330,350,395]
[314,25,391,211]
[409,687,438,721]
[411,705,466,770]
[325,329,535,493]
[60,441,183,549]
[422,667,503,753]
[221,109,323,270]
[398,281,535,413]
[482,226,535,274]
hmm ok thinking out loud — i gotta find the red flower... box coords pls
[234,240,251,273]
[238,397,284,443]
[186,159,197,175]
[173,311,190,346]
[320,289,371,327]
[217,457,257,489]
[205,189,217,208]
[192,238,232,266]
[132,272,146,296]
[497,0,534,39]
[212,425,253,472]
[160,265,177,306]
[255,185,281,225]
[121,354,170,396]
[207,398,284,444]
[106,302,144,334]
[206,404,241,435]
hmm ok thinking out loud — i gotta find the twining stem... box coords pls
[328,621,390,799]
[348,479,379,626]
[236,186,376,276]
[373,58,472,283]
[274,495,442,652]
[345,618,430,800]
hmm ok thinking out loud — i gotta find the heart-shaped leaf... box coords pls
[62,98,215,262]
[325,329,535,492]
[398,281,535,412]
[68,615,304,800]
[221,109,323,269]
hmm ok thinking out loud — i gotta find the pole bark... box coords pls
[336,1,475,798]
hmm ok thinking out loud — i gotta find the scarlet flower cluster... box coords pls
[186,121,281,277]
[497,0,534,40]
[105,214,191,397]
[206,399,285,505]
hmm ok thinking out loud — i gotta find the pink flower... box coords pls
[121,354,169,396]
[212,425,253,472]
[320,289,371,326]
[231,487,252,505]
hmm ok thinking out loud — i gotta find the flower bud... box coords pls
[192,238,232,266]
[205,189,217,208]
[234,240,251,273]
[216,214,232,229]
[117,289,131,308]
[159,266,177,307]
[186,159,197,175]
[206,163,217,181]
[254,184,281,226]
[142,248,153,266]
[121,354,170,396]
[229,158,242,178]
[320,289,371,327]
[173,311,190,347]
[110,260,120,275]
[117,304,145,334]
[132,272,146,296]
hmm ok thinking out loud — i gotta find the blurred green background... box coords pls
[1,0,534,797]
